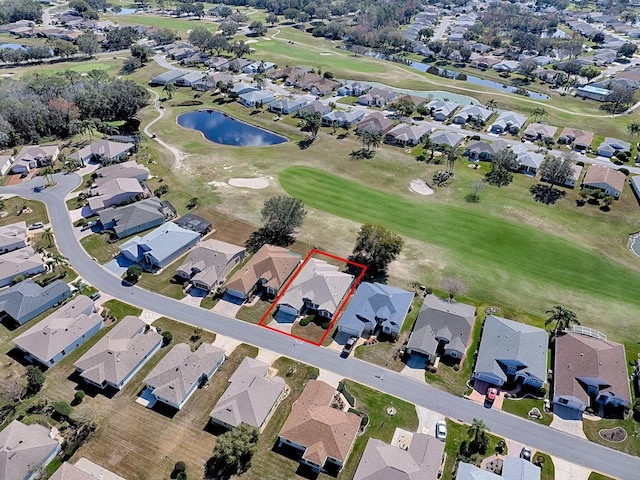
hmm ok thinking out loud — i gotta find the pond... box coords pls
[409,62,549,100]
[177,110,287,147]
[108,7,138,15]
[629,233,640,257]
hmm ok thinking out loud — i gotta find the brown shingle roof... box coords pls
[559,127,594,147]
[582,165,626,193]
[279,380,360,467]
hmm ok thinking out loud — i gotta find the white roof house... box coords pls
[0,246,46,288]
[0,420,60,480]
[0,221,28,254]
[88,177,145,213]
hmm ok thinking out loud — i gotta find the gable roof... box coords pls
[210,356,285,429]
[491,111,527,130]
[279,380,360,466]
[225,244,299,297]
[407,295,475,357]
[74,315,161,387]
[277,258,354,316]
[70,140,134,161]
[356,112,395,134]
[50,462,95,480]
[0,247,45,282]
[474,315,547,385]
[14,296,100,364]
[454,104,493,122]
[177,239,246,287]
[582,165,626,193]
[145,342,226,406]
[98,197,174,238]
[94,161,150,186]
[338,282,413,336]
[0,279,70,325]
[0,221,28,250]
[0,420,59,480]
[119,222,201,265]
[15,145,59,163]
[353,433,444,480]
[426,100,459,117]
[554,332,631,407]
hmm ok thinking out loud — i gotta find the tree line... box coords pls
[0,71,149,148]
[0,0,42,25]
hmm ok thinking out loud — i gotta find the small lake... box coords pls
[108,8,138,15]
[177,110,287,147]
[409,62,549,100]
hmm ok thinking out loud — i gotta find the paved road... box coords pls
[432,15,451,42]
[2,175,639,479]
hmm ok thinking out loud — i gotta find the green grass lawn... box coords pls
[588,473,616,480]
[79,234,124,264]
[582,416,640,457]
[103,13,216,35]
[501,397,553,426]
[0,198,49,227]
[135,262,186,300]
[101,299,142,320]
[279,166,640,348]
[534,452,555,480]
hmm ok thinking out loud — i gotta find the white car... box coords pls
[435,420,447,441]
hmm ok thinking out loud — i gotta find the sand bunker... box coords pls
[244,39,259,44]
[410,179,434,195]
[228,177,270,189]
[319,52,334,56]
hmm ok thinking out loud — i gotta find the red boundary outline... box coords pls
[258,249,367,346]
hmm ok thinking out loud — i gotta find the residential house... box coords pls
[70,139,135,165]
[11,145,59,174]
[384,123,431,147]
[226,58,253,73]
[353,433,445,480]
[464,139,509,161]
[93,161,150,186]
[269,66,309,81]
[321,110,366,128]
[167,47,195,61]
[489,111,528,135]
[224,244,300,301]
[243,61,275,74]
[453,104,493,125]
[597,137,631,158]
[582,164,626,198]
[149,69,186,86]
[286,72,321,88]
[192,72,233,91]
[425,100,459,122]
[231,82,258,95]
[99,197,176,240]
[209,357,286,431]
[310,77,341,96]
[0,247,46,288]
[471,57,501,69]
[49,462,114,480]
[456,458,540,480]
[0,420,61,480]
[144,342,226,410]
[275,258,354,322]
[277,380,360,473]
[355,112,395,136]
[205,56,230,70]
[429,130,465,149]
[631,175,640,200]
[493,60,520,72]
[0,154,14,175]
[544,163,583,188]
[88,178,145,213]
[0,279,71,326]
[576,85,611,102]
[473,315,548,390]
[297,101,331,118]
[338,81,371,97]
[238,90,275,108]
[554,332,631,414]
[174,71,205,87]
[522,123,558,142]
[390,94,425,111]
[337,282,413,338]
[0,221,28,253]
[174,214,212,236]
[406,295,476,364]
[557,128,594,152]
[515,150,545,175]
[357,87,397,107]
[268,96,308,115]
[119,222,201,271]
[74,315,162,391]
[13,295,102,367]
[176,239,246,292]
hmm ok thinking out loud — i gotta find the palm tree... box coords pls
[486,99,498,111]
[49,253,69,276]
[40,166,54,185]
[42,227,54,247]
[467,418,489,455]
[627,122,640,141]
[545,305,579,338]
[532,107,548,122]
[254,72,267,90]
[444,146,459,174]
[367,132,382,152]
[162,82,176,100]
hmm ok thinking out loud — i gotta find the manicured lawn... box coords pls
[583,416,640,457]
[534,452,555,480]
[135,260,187,300]
[104,13,217,34]
[354,337,407,372]
[236,300,271,324]
[0,197,49,227]
[279,166,640,348]
[79,234,124,264]
[101,299,142,320]
[501,397,553,426]
[589,473,616,480]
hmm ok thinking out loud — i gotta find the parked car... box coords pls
[81,220,97,231]
[28,222,44,230]
[486,387,498,403]
[89,292,101,301]
[435,420,447,441]
[341,336,357,357]
[520,447,532,461]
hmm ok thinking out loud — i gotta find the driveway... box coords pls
[551,404,587,439]
[553,457,592,480]
[415,405,445,436]
[211,298,243,317]
[104,256,133,277]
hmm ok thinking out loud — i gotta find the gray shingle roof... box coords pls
[0,279,71,326]
[74,316,161,388]
[0,221,27,251]
[474,315,548,387]
[210,357,285,429]
[49,462,96,480]
[407,296,475,358]
[176,239,246,290]
[145,342,226,406]
[0,420,59,480]
[99,197,173,239]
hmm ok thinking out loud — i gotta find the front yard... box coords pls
[583,416,640,457]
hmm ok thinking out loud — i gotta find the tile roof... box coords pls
[210,357,285,429]
[0,420,59,480]
[559,127,594,147]
[279,380,360,466]
[145,342,226,406]
[74,316,161,388]
[523,122,558,138]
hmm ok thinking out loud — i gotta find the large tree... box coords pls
[76,32,100,57]
[539,155,574,187]
[251,196,307,249]
[485,149,519,187]
[205,424,259,479]
[466,418,489,455]
[545,305,579,338]
[350,224,404,280]
[189,26,213,52]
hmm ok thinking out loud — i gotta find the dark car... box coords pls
[520,447,532,461]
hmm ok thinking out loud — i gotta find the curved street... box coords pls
[2,173,640,479]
